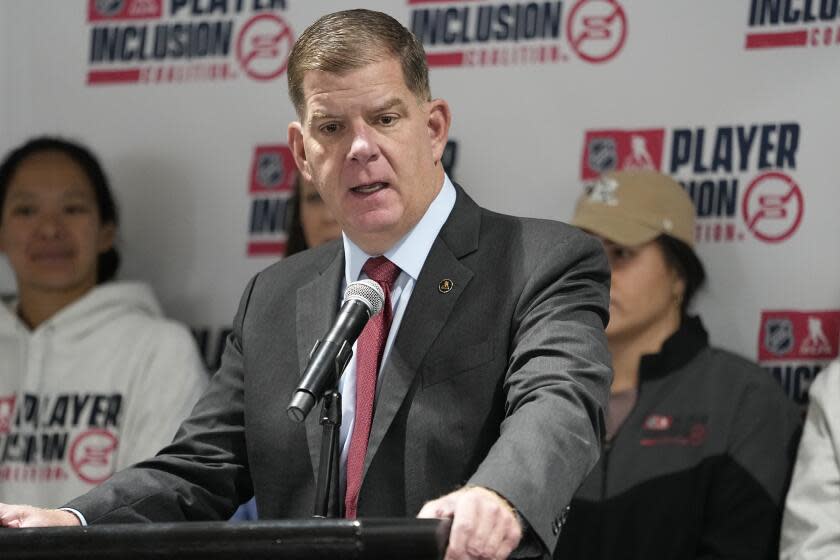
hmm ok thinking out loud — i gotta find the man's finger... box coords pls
[470,497,505,559]
[489,510,522,560]
[0,503,24,528]
[445,491,480,560]
[0,505,79,528]
[493,518,522,560]
[417,496,454,519]
[462,491,500,559]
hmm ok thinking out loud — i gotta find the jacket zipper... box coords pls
[601,438,612,500]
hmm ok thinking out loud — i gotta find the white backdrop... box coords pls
[1,0,838,403]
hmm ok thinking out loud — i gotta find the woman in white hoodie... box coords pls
[781,360,840,559]
[0,137,207,508]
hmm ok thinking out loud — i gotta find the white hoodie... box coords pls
[781,360,840,559]
[0,282,208,508]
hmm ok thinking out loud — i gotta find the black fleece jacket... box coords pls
[555,317,801,560]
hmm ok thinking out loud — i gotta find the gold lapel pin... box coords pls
[438,279,454,293]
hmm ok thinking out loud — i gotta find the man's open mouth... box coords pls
[351,182,388,194]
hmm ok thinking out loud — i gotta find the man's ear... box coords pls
[288,121,313,182]
[427,99,452,164]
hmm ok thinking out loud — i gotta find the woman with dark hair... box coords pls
[284,173,341,257]
[0,137,207,508]
[554,170,801,559]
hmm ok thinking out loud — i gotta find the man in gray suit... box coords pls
[0,9,611,560]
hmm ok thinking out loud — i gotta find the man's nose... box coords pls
[347,124,380,165]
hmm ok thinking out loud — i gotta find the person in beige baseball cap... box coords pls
[572,169,702,329]
[555,169,801,560]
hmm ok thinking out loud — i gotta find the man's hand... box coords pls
[417,486,523,560]
[0,504,80,528]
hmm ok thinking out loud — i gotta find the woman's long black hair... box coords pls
[656,234,706,317]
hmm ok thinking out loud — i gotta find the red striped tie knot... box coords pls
[362,256,401,287]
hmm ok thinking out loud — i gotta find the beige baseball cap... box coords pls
[571,169,695,248]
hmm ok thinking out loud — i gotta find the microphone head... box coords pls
[343,279,385,316]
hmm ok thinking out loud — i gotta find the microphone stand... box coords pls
[311,339,354,518]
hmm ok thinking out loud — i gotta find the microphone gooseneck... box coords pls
[287,279,385,423]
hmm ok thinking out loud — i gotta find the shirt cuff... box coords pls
[59,508,87,526]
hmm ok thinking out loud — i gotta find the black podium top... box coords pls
[0,518,451,560]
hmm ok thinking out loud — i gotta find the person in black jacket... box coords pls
[556,169,801,560]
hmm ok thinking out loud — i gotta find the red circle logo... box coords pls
[742,171,804,243]
[567,0,628,63]
[69,429,119,485]
[236,14,294,82]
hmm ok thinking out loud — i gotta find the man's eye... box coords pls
[320,122,341,134]
[65,205,90,214]
[379,115,397,126]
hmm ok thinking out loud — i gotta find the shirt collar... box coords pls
[639,315,709,381]
[343,174,457,284]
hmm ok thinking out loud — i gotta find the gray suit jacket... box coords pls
[67,185,612,555]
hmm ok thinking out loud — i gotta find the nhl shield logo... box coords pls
[94,0,124,16]
[256,153,285,189]
[765,318,794,356]
[588,137,618,174]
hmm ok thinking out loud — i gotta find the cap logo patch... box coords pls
[585,177,619,206]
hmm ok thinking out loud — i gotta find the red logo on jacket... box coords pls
[643,414,672,431]
[640,414,708,447]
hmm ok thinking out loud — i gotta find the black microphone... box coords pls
[287,279,385,423]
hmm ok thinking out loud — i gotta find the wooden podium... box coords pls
[0,518,450,559]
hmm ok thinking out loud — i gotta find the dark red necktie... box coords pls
[344,256,401,519]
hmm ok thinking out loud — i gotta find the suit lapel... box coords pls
[363,184,482,478]
[297,247,345,478]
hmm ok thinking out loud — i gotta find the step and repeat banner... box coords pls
[1,0,838,405]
